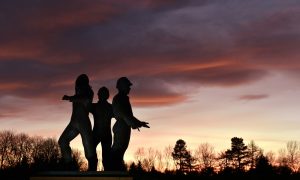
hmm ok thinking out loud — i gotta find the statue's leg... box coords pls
[111,127,131,171]
[101,134,112,171]
[80,125,98,171]
[58,124,79,163]
[92,130,101,151]
[91,130,101,170]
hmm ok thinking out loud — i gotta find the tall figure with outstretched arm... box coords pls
[58,74,98,171]
[111,77,150,171]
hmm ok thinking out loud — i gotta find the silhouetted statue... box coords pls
[111,77,150,171]
[90,86,113,171]
[58,74,98,171]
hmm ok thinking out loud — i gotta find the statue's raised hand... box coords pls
[140,121,150,128]
[62,95,70,101]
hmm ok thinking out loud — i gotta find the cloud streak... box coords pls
[239,94,269,101]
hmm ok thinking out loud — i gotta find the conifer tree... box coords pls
[172,139,196,173]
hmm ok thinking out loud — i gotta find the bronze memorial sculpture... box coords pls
[58,74,98,171]
[111,77,150,170]
[58,75,149,171]
[90,86,114,171]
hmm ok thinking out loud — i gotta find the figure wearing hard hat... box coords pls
[111,77,150,170]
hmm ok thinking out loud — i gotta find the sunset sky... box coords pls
[0,0,300,161]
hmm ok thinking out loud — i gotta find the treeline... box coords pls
[128,138,300,179]
[1,130,300,180]
[131,137,300,175]
[0,130,84,179]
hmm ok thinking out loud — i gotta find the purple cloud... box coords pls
[0,0,299,108]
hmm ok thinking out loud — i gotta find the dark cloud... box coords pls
[239,94,269,101]
[232,8,300,68]
[0,60,77,99]
[129,77,187,106]
[0,0,299,108]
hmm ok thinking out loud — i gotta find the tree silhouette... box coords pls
[129,161,146,178]
[0,131,14,169]
[163,145,174,171]
[247,140,262,170]
[217,150,230,171]
[1,130,300,179]
[225,137,249,171]
[134,147,158,172]
[30,137,62,171]
[254,155,274,176]
[172,139,196,173]
[286,141,300,171]
[194,143,216,171]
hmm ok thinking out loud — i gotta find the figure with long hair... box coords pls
[58,74,97,171]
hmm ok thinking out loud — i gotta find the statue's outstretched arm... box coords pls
[62,95,91,103]
[114,101,149,130]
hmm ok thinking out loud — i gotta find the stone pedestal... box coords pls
[30,171,132,180]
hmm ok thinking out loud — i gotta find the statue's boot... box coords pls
[88,157,98,171]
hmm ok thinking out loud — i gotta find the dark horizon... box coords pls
[0,130,299,173]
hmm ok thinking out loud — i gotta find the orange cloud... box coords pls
[0,83,29,91]
[132,95,186,106]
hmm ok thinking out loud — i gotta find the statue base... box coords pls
[30,171,133,180]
